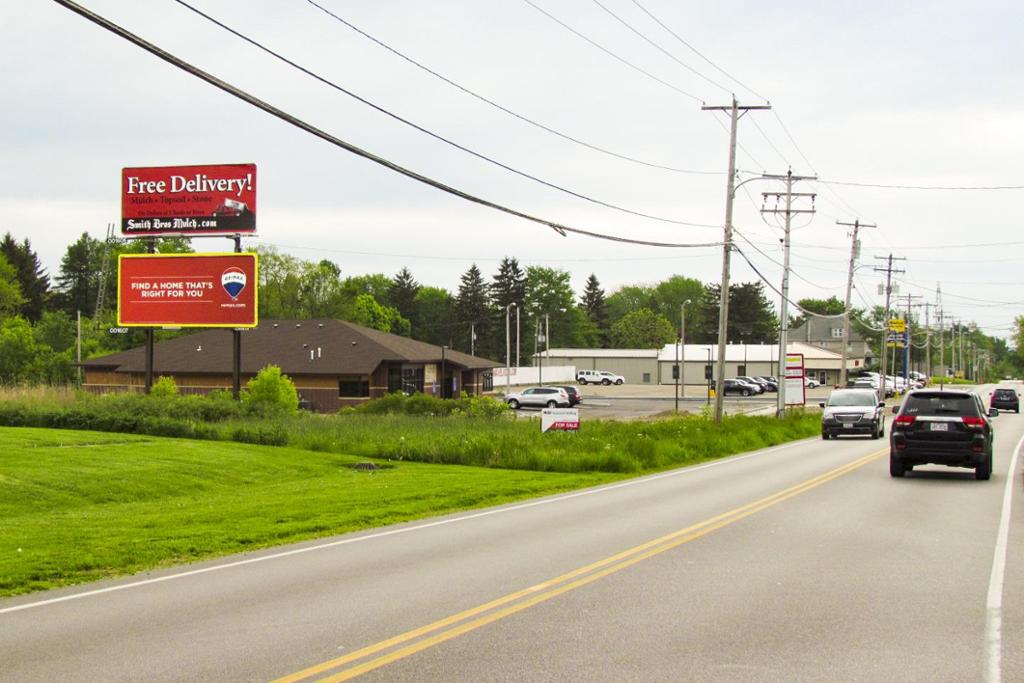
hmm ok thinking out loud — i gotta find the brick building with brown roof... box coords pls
[81,319,500,412]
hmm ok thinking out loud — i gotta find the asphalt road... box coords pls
[2,385,1022,682]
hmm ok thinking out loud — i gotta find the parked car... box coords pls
[804,376,820,389]
[736,376,768,393]
[506,386,571,409]
[576,369,625,385]
[990,387,1020,413]
[754,376,779,392]
[889,389,998,479]
[820,388,886,440]
[552,385,582,406]
[723,378,758,396]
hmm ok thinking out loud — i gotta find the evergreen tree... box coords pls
[0,233,49,322]
[579,273,608,346]
[455,264,490,355]
[54,232,105,317]
[387,267,421,332]
[692,281,778,344]
[489,257,526,357]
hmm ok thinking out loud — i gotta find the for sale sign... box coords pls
[117,253,258,327]
[122,163,257,235]
[541,408,580,433]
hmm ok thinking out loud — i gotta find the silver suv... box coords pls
[820,388,886,440]
[506,387,571,410]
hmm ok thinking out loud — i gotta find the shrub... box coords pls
[241,365,299,414]
[150,376,179,398]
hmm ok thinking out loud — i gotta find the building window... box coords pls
[830,327,844,338]
[737,364,746,376]
[339,377,369,398]
[642,373,651,384]
[482,371,493,392]
[389,365,425,394]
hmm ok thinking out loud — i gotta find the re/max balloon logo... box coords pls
[221,267,247,300]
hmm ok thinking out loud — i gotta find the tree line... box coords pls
[0,229,1016,384]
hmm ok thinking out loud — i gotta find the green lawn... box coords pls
[0,427,620,597]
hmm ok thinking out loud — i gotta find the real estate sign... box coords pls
[117,253,258,327]
[122,163,257,235]
[541,408,580,433]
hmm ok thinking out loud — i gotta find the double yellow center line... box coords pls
[275,449,884,682]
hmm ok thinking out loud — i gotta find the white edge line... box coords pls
[984,433,1023,683]
[0,436,816,615]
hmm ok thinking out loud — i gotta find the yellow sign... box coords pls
[888,319,906,332]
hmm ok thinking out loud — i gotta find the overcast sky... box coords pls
[2,0,1021,340]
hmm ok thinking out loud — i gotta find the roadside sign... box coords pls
[784,353,806,405]
[122,163,257,236]
[888,319,906,332]
[541,408,580,433]
[117,253,258,327]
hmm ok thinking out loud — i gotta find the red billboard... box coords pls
[122,163,257,235]
[118,253,258,328]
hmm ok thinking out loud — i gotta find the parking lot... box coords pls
[503,382,832,420]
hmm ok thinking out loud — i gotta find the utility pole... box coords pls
[702,97,771,423]
[901,293,922,382]
[873,254,906,395]
[836,219,875,387]
[761,170,816,416]
[922,302,932,378]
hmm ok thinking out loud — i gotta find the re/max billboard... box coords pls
[121,163,257,235]
[117,253,258,328]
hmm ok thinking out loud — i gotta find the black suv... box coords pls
[990,387,1020,413]
[889,389,998,480]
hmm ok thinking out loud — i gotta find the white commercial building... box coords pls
[540,342,865,387]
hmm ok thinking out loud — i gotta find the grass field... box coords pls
[0,427,620,598]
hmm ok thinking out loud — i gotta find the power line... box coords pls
[56,0,721,250]
[588,0,731,95]
[302,0,722,176]
[521,0,705,102]
[628,0,767,102]
[173,0,719,229]
[819,179,1024,191]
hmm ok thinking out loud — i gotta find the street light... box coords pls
[676,299,691,413]
[505,303,517,395]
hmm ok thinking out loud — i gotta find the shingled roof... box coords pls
[82,319,500,376]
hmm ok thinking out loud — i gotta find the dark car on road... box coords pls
[889,389,998,480]
[820,388,885,440]
[990,387,1020,413]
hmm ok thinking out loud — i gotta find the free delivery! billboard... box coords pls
[117,253,258,327]
[122,163,256,235]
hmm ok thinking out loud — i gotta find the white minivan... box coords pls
[576,369,625,385]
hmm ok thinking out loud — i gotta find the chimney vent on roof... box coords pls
[317,347,322,358]
[296,323,302,328]
[272,323,278,328]
[196,345,202,352]
[318,323,323,328]
[351,341,357,346]
[303,343,309,348]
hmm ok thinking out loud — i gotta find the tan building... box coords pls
[82,319,500,412]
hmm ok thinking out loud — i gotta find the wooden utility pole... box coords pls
[873,254,905,394]
[702,98,771,423]
[761,170,816,416]
[836,219,876,386]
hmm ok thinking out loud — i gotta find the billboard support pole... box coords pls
[144,239,155,394]
[232,234,242,400]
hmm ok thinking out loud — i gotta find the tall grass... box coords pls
[0,389,821,473]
